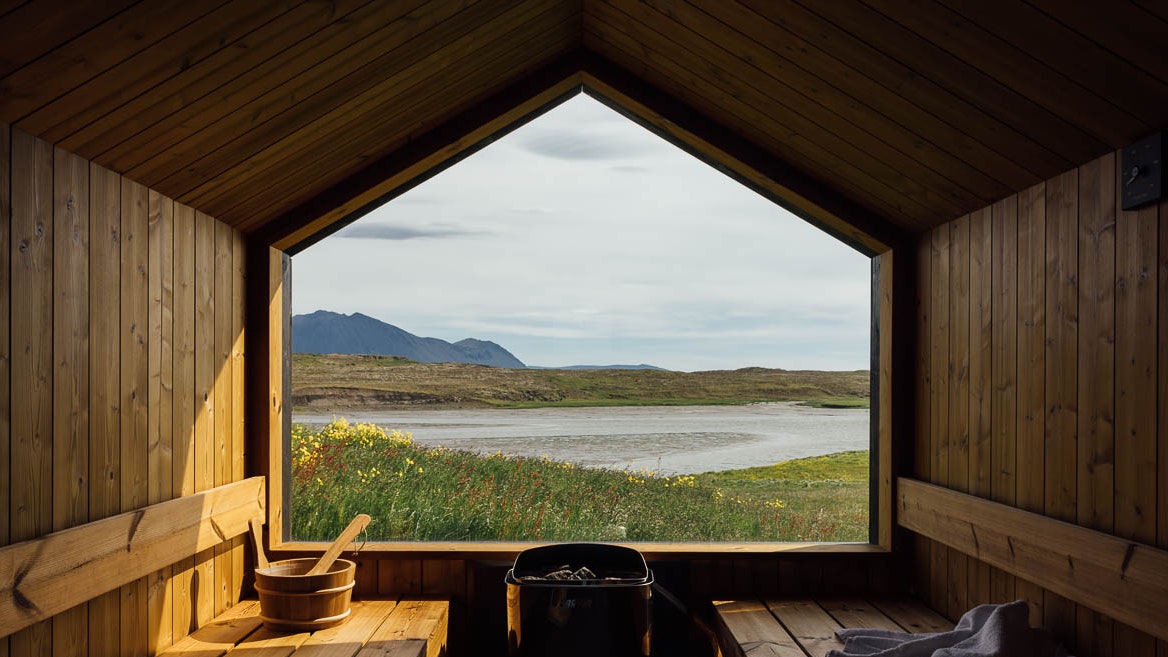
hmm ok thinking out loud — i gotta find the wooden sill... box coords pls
[269,540,889,561]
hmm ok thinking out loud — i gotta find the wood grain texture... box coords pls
[214,221,233,615]
[51,146,89,657]
[1113,166,1160,657]
[967,207,992,607]
[10,128,53,545]
[899,477,1168,642]
[68,0,376,158]
[1160,197,1168,657]
[120,178,151,657]
[0,132,248,654]
[0,120,9,657]
[929,225,950,612]
[148,188,175,654]
[912,233,932,600]
[230,230,246,613]
[9,126,54,657]
[28,1,299,143]
[989,195,1017,603]
[1043,168,1079,643]
[947,214,970,618]
[1074,154,1115,657]
[0,124,9,561]
[1014,178,1045,639]
[88,160,122,657]
[0,476,265,638]
[193,211,216,628]
[711,599,805,657]
[0,0,229,122]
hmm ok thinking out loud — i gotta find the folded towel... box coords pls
[826,600,1071,657]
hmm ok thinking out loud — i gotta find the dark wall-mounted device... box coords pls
[1121,131,1164,211]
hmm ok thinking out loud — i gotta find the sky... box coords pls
[292,94,871,372]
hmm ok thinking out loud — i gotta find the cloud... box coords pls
[517,132,653,161]
[335,223,484,241]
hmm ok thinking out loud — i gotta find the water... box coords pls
[293,402,869,475]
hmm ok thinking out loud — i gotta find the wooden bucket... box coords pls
[254,557,356,632]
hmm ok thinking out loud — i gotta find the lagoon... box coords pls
[293,402,868,475]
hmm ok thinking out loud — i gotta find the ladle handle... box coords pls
[249,518,269,570]
[306,514,371,576]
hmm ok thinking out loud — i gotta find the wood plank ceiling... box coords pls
[1,0,1165,244]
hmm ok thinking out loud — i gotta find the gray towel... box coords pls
[826,600,1071,657]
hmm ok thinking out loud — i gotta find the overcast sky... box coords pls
[292,95,871,372]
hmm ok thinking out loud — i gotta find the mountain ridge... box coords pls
[292,310,525,368]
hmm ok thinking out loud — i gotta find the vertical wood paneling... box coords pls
[51,146,89,657]
[230,232,246,607]
[10,130,53,539]
[2,137,245,655]
[912,231,931,600]
[120,178,150,657]
[147,189,174,654]
[1114,172,1158,657]
[213,220,233,615]
[88,161,121,657]
[10,128,54,657]
[171,202,196,641]
[0,122,10,657]
[928,225,950,612]
[914,150,1165,655]
[989,195,1017,603]
[379,560,423,595]
[947,214,970,619]
[1158,198,1168,657]
[1075,154,1115,657]
[1043,169,1078,643]
[1075,154,1115,534]
[968,207,992,607]
[193,211,216,628]
[1015,181,1046,625]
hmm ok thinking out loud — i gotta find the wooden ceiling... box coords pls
[2,0,1166,250]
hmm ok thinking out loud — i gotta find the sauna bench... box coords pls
[712,597,953,657]
[160,597,449,657]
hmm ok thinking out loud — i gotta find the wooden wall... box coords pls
[0,124,247,656]
[912,148,1168,656]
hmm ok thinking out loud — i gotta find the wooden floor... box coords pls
[160,597,448,657]
[713,597,953,657]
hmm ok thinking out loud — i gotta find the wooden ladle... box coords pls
[306,513,371,576]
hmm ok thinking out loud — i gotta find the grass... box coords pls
[290,419,869,544]
[291,353,870,411]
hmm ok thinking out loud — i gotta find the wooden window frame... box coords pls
[248,81,900,560]
[254,246,895,560]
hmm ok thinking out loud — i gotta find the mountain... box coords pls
[529,364,668,371]
[292,310,525,368]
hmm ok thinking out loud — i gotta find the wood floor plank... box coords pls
[364,599,449,657]
[294,600,399,657]
[230,627,311,657]
[869,598,954,634]
[818,598,901,631]
[159,600,262,657]
[766,599,843,657]
[712,600,804,657]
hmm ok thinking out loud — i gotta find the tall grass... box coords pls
[291,419,868,543]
